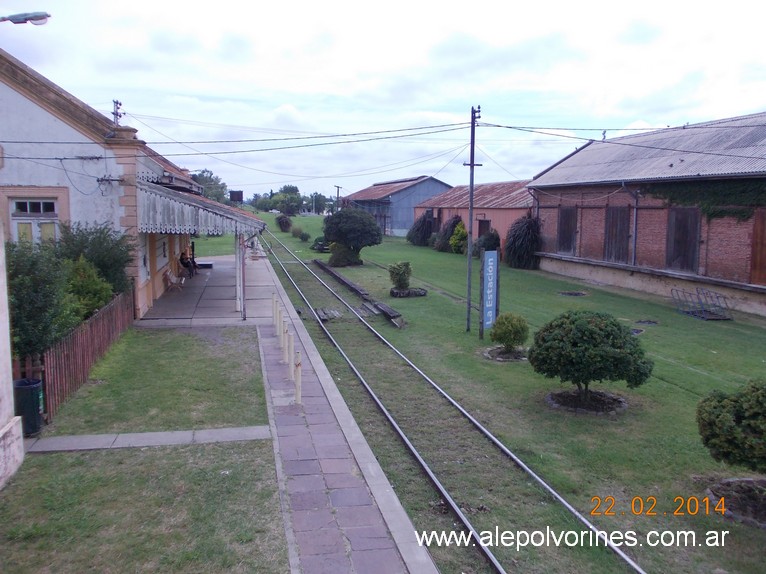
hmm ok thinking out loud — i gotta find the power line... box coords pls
[481,123,766,161]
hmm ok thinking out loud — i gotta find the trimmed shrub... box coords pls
[388,262,412,290]
[504,214,542,269]
[64,256,114,319]
[489,313,529,352]
[328,242,358,267]
[299,231,311,242]
[275,213,292,232]
[310,235,329,252]
[528,310,653,403]
[449,221,468,254]
[433,215,462,253]
[55,222,135,293]
[696,379,766,473]
[291,226,303,238]
[472,228,501,258]
[6,241,80,358]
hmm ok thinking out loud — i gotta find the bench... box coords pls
[163,269,185,291]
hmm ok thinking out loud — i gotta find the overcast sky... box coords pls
[2,0,764,200]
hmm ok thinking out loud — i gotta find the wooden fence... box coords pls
[12,287,135,420]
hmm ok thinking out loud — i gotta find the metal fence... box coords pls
[12,287,135,420]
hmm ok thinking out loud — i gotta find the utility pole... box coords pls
[112,100,123,126]
[465,105,481,332]
[334,185,341,211]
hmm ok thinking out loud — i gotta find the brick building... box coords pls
[529,112,766,317]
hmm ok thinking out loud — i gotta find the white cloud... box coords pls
[1,0,763,198]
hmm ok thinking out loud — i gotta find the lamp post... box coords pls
[0,12,51,25]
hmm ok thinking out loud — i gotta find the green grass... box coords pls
[193,212,326,258]
[269,230,766,573]
[44,326,267,435]
[0,442,287,573]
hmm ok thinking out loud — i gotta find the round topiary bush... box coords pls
[489,313,529,353]
[528,310,653,405]
[696,379,766,473]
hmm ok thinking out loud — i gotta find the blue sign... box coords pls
[483,250,498,330]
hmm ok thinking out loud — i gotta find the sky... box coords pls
[1,0,764,201]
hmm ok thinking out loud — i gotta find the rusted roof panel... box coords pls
[417,180,532,209]
[532,112,766,188]
[346,176,437,201]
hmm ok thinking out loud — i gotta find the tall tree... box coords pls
[192,169,228,203]
[279,184,300,195]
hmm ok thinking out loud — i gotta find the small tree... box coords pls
[323,208,382,267]
[528,310,653,403]
[388,262,412,291]
[406,212,433,246]
[275,213,292,232]
[504,214,542,269]
[490,313,529,353]
[433,215,462,253]
[696,379,766,473]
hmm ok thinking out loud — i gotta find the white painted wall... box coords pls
[0,82,125,230]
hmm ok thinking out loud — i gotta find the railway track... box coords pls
[265,230,647,574]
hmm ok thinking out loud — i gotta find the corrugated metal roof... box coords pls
[346,176,439,201]
[532,112,766,188]
[417,180,532,209]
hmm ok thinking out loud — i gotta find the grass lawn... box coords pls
[44,326,267,435]
[0,442,287,573]
[0,325,286,573]
[267,219,766,574]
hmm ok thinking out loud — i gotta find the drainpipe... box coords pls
[630,184,639,266]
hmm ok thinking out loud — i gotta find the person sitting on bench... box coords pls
[179,252,198,278]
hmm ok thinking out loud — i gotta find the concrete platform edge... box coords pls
[264,256,439,574]
[258,324,302,574]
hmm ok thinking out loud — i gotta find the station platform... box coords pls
[136,253,438,573]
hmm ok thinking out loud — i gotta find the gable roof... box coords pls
[346,176,449,201]
[531,112,766,188]
[0,47,263,233]
[417,180,532,209]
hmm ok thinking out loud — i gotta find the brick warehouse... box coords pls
[529,112,766,317]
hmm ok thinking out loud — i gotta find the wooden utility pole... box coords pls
[335,185,341,211]
[465,105,481,332]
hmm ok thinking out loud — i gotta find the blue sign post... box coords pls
[480,250,499,339]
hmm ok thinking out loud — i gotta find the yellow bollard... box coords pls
[272,293,277,326]
[294,351,302,404]
[288,333,295,380]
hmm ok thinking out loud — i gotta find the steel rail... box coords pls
[265,233,507,573]
[266,230,647,574]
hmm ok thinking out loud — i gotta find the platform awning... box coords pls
[137,181,265,236]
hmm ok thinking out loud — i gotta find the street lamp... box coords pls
[0,12,51,25]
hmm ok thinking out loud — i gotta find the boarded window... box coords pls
[477,219,491,237]
[557,207,577,255]
[604,206,630,263]
[40,222,57,242]
[16,222,32,242]
[666,207,700,272]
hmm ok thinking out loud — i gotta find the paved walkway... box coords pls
[27,250,438,574]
